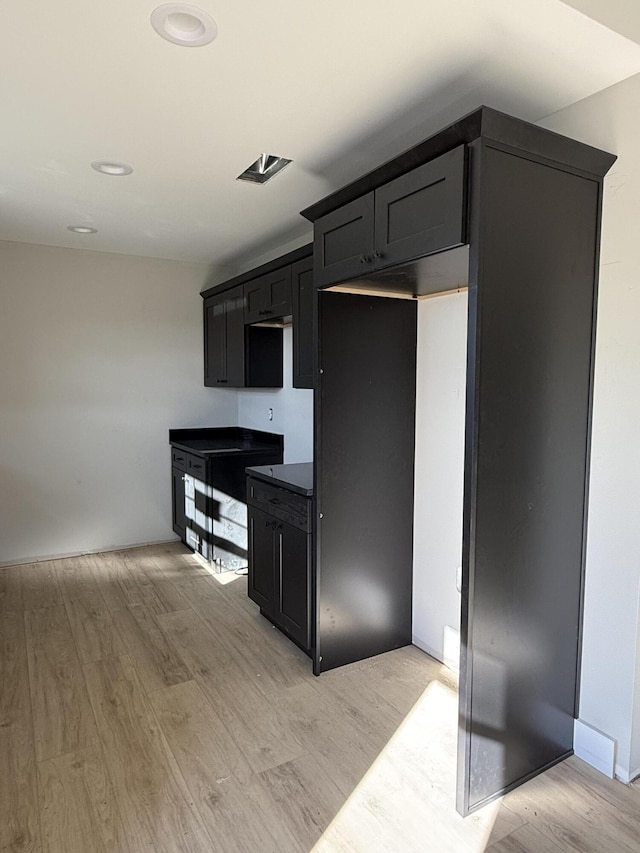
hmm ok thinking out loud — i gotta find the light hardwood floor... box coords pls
[1,542,639,852]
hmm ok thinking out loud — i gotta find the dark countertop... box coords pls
[246,462,314,497]
[169,427,284,458]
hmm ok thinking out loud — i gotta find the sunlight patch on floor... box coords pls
[312,680,498,853]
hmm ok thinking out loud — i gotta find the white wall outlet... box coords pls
[268,407,273,421]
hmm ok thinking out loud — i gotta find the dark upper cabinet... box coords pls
[204,285,282,388]
[314,194,375,288]
[291,256,315,389]
[244,267,292,324]
[374,146,466,268]
[314,146,466,288]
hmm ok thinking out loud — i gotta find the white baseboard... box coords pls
[0,537,180,568]
[614,763,640,784]
[574,719,616,778]
[412,635,444,664]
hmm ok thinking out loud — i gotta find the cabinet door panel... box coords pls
[276,522,311,651]
[225,286,246,387]
[203,296,227,386]
[244,278,268,324]
[292,257,315,389]
[374,145,466,267]
[244,268,292,323]
[314,194,375,288]
[247,507,276,619]
[171,467,187,540]
[265,267,292,318]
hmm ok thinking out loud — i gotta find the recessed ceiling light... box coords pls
[91,160,133,176]
[68,225,98,234]
[151,3,218,47]
[237,154,292,185]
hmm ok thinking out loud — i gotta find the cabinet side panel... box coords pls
[316,292,417,672]
[458,144,600,813]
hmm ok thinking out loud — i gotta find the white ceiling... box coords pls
[1,0,640,267]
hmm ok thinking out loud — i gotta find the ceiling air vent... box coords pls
[236,154,292,185]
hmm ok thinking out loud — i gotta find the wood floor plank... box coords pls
[0,565,24,611]
[63,598,126,664]
[177,576,310,695]
[25,605,97,761]
[149,680,303,853]
[83,654,212,852]
[486,822,566,852]
[110,605,192,693]
[54,556,108,610]
[158,609,307,774]
[496,760,640,853]
[0,612,41,853]
[258,752,347,852]
[21,561,63,611]
[38,746,129,853]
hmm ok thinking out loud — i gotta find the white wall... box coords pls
[237,326,314,464]
[0,240,237,565]
[538,72,640,782]
[412,291,467,668]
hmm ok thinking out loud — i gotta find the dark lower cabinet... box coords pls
[247,475,312,653]
[247,507,276,616]
[171,466,187,541]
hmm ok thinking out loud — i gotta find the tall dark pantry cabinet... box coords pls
[300,108,615,816]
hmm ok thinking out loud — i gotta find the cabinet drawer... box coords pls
[171,448,187,471]
[247,477,312,533]
[173,449,207,479]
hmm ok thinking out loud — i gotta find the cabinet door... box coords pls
[247,507,276,620]
[291,256,315,389]
[171,467,187,541]
[244,277,268,324]
[203,294,227,386]
[225,286,246,386]
[245,268,293,323]
[314,194,375,288]
[374,145,466,267]
[275,521,311,651]
[204,287,246,387]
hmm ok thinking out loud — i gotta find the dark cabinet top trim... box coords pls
[246,462,314,496]
[300,106,616,222]
[201,243,312,301]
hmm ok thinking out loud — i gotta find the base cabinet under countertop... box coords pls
[246,474,312,653]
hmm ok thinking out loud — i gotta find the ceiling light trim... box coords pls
[237,154,292,185]
[150,3,217,47]
[91,160,133,177]
[67,225,98,234]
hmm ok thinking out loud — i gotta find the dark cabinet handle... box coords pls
[216,379,228,384]
[268,497,280,505]
[359,254,369,264]
[373,250,384,260]
[258,309,274,316]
